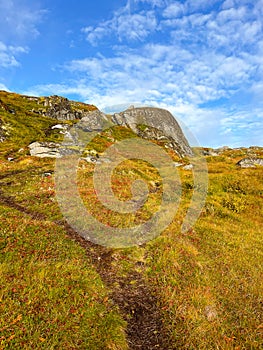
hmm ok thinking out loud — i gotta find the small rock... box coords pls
[81,155,98,163]
[7,157,14,161]
[51,124,66,130]
[183,164,193,170]
[173,162,183,167]
[202,149,219,156]
[43,172,52,177]
[204,305,217,322]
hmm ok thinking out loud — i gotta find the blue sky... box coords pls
[0,0,262,148]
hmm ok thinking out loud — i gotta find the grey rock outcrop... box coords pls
[29,141,83,158]
[112,107,193,157]
[236,158,263,168]
[216,146,231,153]
[28,95,97,121]
[45,96,81,120]
[29,142,62,158]
[29,106,193,159]
[79,110,110,131]
[202,149,219,156]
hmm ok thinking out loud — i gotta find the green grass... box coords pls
[0,91,96,159]
[0,160,127,350]
[146,150,263,349]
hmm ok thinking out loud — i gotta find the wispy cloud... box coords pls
[0,82,10,91]
[63,42,256,107]
[0,42,28,68]
[82,2,157,45]
[24,0,263,147]
[0,0,46,42]
[0,0,46,88]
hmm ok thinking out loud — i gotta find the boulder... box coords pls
[112,107,193,157]
[29,142,62,158]
[80,110,110,131]
[236,158,263,168]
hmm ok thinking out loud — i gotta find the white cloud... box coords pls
[0,1,45,70]
[134,0,165,7]
[217,6,248,22]
[163,3,184,18]
[0,0,46,42]
[81,26,108,46]
[82,2,157,45]
[0,83,9,91]
[24,0,263,148]
[51,25,260,124]
[0,41,28,68]
[222,0,235,10]
[26,78,263,148]
[219,109,263,147]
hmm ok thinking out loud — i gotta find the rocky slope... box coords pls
[0,90,193,159]
[112,106,193,157]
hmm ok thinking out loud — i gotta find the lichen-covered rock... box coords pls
[45,96,80,120]
[29,107,193,159]
[236,158,263,168]
[51,124,68,130]
[29,142,62,158]
[112,107,193,157]
[27,95,98,120]
[29,141,83,158]
[80,110,110,131]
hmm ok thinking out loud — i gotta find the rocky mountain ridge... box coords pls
[0,91,193,158]
[1,91,263,167]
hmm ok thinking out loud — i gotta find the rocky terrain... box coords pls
[112,106,193,157]
[1,91,263,169]
[0,91,194,160]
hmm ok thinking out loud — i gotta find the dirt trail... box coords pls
[61,221,172,350]
[0,191,172,349]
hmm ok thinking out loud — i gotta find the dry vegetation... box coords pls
[0,91,262,349]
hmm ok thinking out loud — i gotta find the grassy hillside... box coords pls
[0,91,262,349]
[147,150,263,349]
[0,90,96,159]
